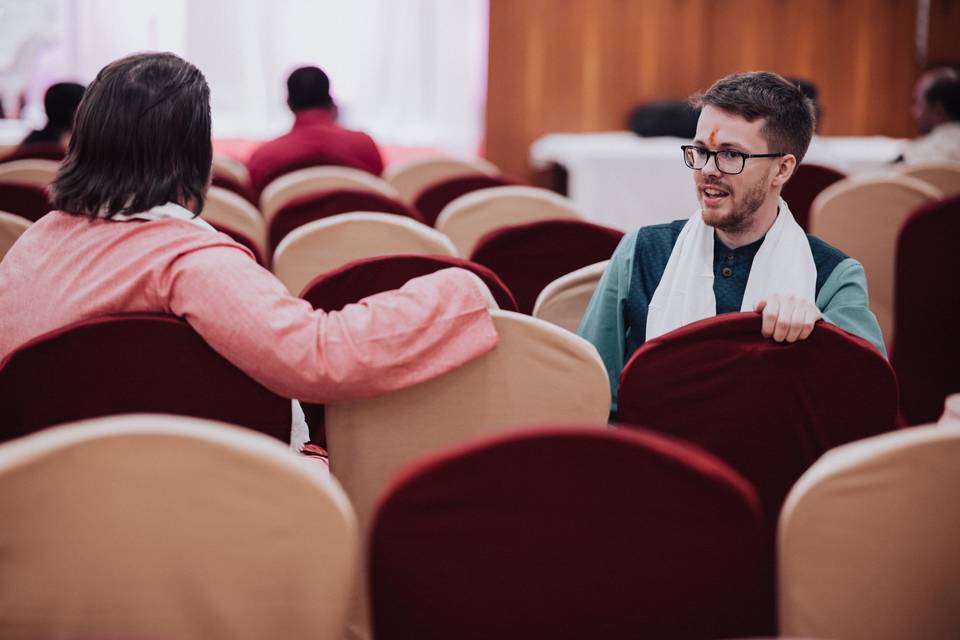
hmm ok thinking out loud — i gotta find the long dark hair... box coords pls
[51,52,212,218]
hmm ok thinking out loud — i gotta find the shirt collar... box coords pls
[293,108,336,129]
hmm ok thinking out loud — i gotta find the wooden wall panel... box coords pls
[487,0,949,180]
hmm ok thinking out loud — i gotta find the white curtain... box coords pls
[9,0,487,154]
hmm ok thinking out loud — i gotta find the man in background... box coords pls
[246,66,384,195]
[17,82,85,156]
[902,68,960,164]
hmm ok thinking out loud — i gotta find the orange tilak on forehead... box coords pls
[708,128,719,147]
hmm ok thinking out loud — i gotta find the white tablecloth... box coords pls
[530,132,907,231]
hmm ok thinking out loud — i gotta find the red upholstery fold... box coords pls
[781,163,846,231]
[0,183,53,222]
[413,174,514,226]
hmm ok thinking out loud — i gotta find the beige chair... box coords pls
[272,212,458,295]
[809,175,941,348]
[778,422,960,640]
[436,185,583,257]
[326,309,610,639]
[260,166,400,224]
[212,153,252,187]
[201,186,267,263]
[385,156,500,204]
[898,161,960,196]
[0,210,31,261]
[532,260,608,333]
[0,413,357,640]
[0,158,60,187]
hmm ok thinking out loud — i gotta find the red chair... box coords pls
[892,195,960,425]
[2,143,66,162]
[211,173,258,207]
[617,312,899,522]
[268,188,422,254]
[413,174,513,226]
[0,314,291,443]
[0,183,52,222]
[469,218,623,314]
[207,220,266,266]
[370,426,772,639]
[299,254,518,445]
[781,163,846,231]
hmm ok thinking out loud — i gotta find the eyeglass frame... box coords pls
[680,144,787,176]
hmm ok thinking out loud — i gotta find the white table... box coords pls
[530,132,907,231]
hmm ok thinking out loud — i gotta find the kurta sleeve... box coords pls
[577,232,637,415]
[816,257,888,358]
[160,244,498,403]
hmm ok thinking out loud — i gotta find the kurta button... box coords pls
[721,266,733,278]
[726,253,735,263]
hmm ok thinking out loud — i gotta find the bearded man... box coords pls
[578,71,885,415]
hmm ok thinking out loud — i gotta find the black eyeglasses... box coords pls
[681,145,786,175]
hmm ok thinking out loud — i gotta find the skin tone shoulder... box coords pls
[692,104,821,343]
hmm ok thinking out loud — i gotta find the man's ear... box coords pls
[772,153,797,188]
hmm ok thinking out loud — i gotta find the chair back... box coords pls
[371,427,772,640]
[201,186,267,264]
[268,189,421,253]
[385,156,500,204]
[437,185,584,257]
[0,414,357,640]
[0,314,292,443]
[618,312,899,523]
[211,154,257,205]
[781,162,846,231]
[779,423,960,640]
[469,217,620,313]
[0,159,58,221]
[0,158,60,186]
[272,212,458,295]
[891,194,960,424]
[1,142,65,162]
[261,166,399,223]
[301,253,517,312]
[809,174,941,348]
[414,174,514,226]
[533,260,609,332]
[0,210,31,261]
[898,160,960,196]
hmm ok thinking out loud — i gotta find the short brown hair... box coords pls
[692,71,816,163]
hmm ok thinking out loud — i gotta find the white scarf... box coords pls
[646,197,816,341]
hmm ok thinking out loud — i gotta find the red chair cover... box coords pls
[892,195,960,425]
[2,143,66,162]
[298,253,517,446]
[412,173,514,226]
[0,183,53,222]
[211,173,258,207]
[370,426,772,639]
[617,312,899,522]
[781,163,846,231]
[268,188,422,253]
[470,218,623,314]
[0,314,291,443]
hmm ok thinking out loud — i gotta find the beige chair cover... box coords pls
[0,413,357,640]
[779,422,960,640]
[532,260,608,333]
[212,153,252,187]
[0,210,31,261]
[436,185,583,257]
[384,156,500,204]
[0,158,60,187]
[809,175,941,348]
[272,211,459,295]
[326,310,609,639]
[898,161,960,196]
[260,166,400,223]
[201,186,267,262]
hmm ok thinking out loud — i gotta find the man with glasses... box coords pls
[578,71,885,415]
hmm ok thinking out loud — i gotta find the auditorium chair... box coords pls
[0,210,31,261]
[0,158,58,222]
[413,173,515,226]
[891,194,960,425]
[532,260,609,333]
[809,174,941,348]
[260,165,400,224]
[469,217,622,314]
[436,185,584,257]
[385,155,500,204]
[0,142,66,162]
[211,153,258,206]
[779,422,960,640]
[271,212,458,296]
[898,160,960,196]
[201,186,267,264]
[0,414,356,640]
[0,314,293,444]
[370,427,772,639]
[780,162,846,231]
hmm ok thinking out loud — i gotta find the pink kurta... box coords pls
[0,212,497,404]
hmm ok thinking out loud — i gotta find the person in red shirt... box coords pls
[246,66,384,195]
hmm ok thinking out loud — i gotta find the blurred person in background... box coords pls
[902,69,960,164]
[16,81,85,157]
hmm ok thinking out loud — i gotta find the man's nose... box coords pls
[701,153,723,177]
